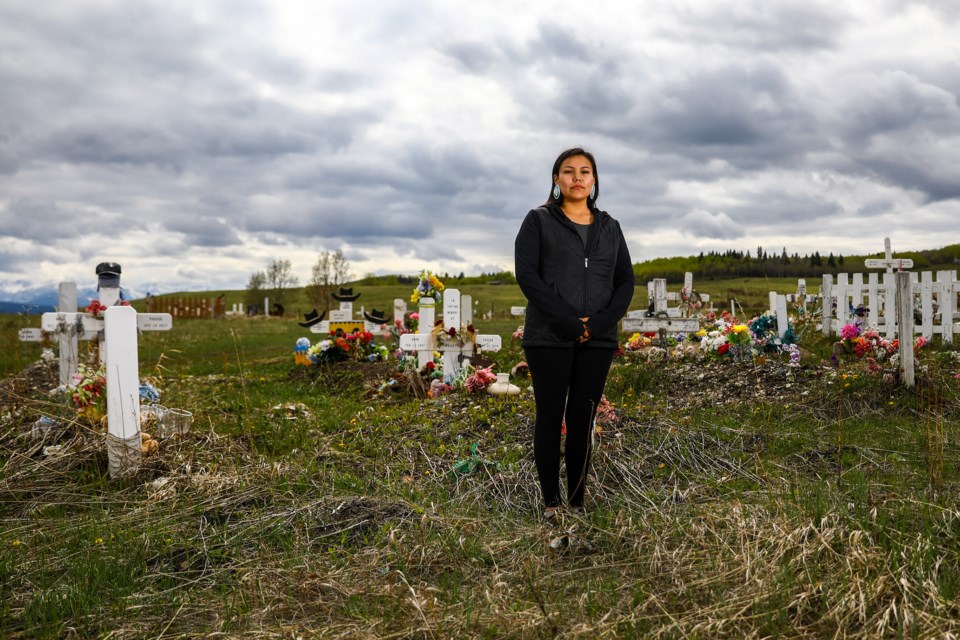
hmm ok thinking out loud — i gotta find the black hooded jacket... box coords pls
[515,204,635,348]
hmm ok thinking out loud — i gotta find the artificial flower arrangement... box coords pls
[70,362,107,426]
[679,287,704,314]
[395,348,442,375]
[432,320,476,348]
[85,299,131,319]
[388,312,419,343]
[699,310,800,362]
[837,323,919,361]
[512,325,524,340]
[411,270,445,304]
[464,367,497,393]
[625,332,654,351]
[306,330,388,364]
[748,311,797,353]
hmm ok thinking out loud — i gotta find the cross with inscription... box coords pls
[865,237,914,274]
[399,289,501,377]
[39,263,173,476]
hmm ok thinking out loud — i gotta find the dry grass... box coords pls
[3,343,960,637]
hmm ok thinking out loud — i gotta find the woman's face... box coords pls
[554,155,595,203]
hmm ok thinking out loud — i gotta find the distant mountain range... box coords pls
[0,284,146,315]
[0,301,56,314]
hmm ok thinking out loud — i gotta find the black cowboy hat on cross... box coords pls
[363,308,388,325]
[298,309,326,327]
[332,287,361,302]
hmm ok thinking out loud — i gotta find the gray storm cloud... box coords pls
[0,0,958,296]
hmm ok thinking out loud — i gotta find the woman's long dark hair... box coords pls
[543,147,600,207]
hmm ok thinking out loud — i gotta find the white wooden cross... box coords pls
[393,298,407,326]
[622,314,699,336]
[661,273,712,317]
[399,289,501,377]
[785,279,818,313]
[309,298,363,335]
[19,282,81,387]
[623,279,701,349]
[42,267,172,477]
[865,237,914,274]
[766,292,790,338]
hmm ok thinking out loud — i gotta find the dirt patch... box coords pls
[288,360,394,393]
[614,356,827,411]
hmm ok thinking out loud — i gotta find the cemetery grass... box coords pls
[3,318,960,637]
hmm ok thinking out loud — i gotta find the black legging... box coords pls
[524,345,615,509]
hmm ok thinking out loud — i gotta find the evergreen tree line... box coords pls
[633,244,960,284]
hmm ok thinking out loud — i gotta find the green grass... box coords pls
[2,288,960,637]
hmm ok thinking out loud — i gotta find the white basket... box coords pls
[106,433,141,478]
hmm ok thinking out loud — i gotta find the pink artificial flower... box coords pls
[464,367,496,393]
[840,323,860,341]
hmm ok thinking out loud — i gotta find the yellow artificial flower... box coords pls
[731,324,749,334]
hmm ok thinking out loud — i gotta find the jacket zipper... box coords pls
[582,222,600,315]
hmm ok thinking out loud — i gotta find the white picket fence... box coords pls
[820,271,960,343]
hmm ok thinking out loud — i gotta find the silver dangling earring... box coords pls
[553,184,561,200]
[590,185,596,200]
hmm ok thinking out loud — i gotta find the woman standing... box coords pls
[515,148,635,518]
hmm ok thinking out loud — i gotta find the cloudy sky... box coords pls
[1,0,959,298]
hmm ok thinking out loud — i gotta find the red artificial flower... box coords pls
[466,324,475,334]
[425,361,435,370]
[447,327,457,337]
[643,332,657,338]
[717,343,730,355]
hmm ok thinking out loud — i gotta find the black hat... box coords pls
[332,287,361,302]
[298,308,327,327]
[363,308,388,324]
[96,262,122,276]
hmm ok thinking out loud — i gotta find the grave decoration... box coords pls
[294,337,311,365]
[40,262,174,477]
[411,270,444,304]
[648,273,713,318]
[308,286,390,337]
[298,309,326,328]
[399,277,502,381]
[300,287,391,365]
[624,306,801,366]
[303,331,388,364]
[70,362,107,426]
[700,311,799,363]
[19,282,81,387]
[380,272,512,398]
[623,279,700,350]
[837,324,900,363]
